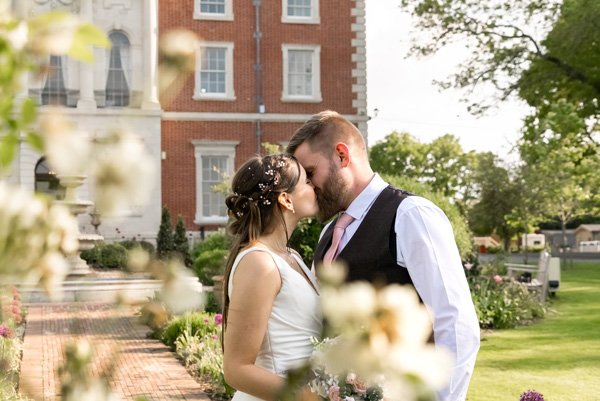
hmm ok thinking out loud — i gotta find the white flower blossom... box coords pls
[27,12,79,55]
[91,131,155,217]
[40,113,91,176]
[2,21,28,50]
[321,282,376,330]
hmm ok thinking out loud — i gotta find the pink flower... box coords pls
[0,324,12,338]
[328,384,341,401]
[214,313,223,325]
[494,275,503,284]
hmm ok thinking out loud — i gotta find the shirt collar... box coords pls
[345,173,388,221]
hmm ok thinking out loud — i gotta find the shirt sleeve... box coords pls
[395,197,480,401]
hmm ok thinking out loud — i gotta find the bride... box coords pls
[222,154,322,401]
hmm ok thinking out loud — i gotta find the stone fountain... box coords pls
[55,174,104,276]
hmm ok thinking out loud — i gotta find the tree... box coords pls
[398,0,597,106]
[156,206,174,259]
[519,0,600,133]
[370,131,427,179]
[370,132,477,210]
[173,216,192,267]
[467,152,519,251]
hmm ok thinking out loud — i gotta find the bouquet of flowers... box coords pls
[298,264,453,401]
[308,337,385,401]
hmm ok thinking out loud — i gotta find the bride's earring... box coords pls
[290,205,295,214]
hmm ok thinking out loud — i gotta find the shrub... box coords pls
[203,291,221,314]
[99,243,128,269]
[80,242,105,266]
[289,217,324,265]
[173,216,192,267]
[192,232,231,285]
[176,328,234,398]
[191,232,230,259]
[193,249,228,285]
[157,206,174,260]
[470,274,545,329]
[160,311,220,349]
[118,239,156,256]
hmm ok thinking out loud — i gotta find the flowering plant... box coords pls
[519,390,545,401]
[308,338,384,401]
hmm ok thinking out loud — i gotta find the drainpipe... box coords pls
[253,0,264,154]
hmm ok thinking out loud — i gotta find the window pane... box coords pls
[41,55,68,106]
[201,155,227,216]
[288,50,313,96]
[106,31,130,107]
[200,0,225,14]
[288,0,311,17]
[200,47,227,94]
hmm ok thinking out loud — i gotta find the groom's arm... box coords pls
[395,196,480,401]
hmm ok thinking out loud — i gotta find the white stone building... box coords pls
[10,0,162,242]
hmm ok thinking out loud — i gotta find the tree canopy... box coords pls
[399,0,600,143]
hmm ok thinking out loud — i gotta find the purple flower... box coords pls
[214,313,223,325]
[0,324,10,338]
[520,390,545,401]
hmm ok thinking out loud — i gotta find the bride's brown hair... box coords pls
[221,154,301,345]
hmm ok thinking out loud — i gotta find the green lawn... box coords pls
[467,261,600,401]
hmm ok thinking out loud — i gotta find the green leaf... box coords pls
[26,132,44,152]
[67,39,94,63]
[77,24,110,49]
[68,24,110,63]
[0,133,19,168]
[20,98,37,126]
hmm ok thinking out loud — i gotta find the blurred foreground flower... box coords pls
[39,113,91,176]
[26,11,109,62]
[59,340,120,401]
[92,131,156,217]
[158,29,198,105]
[0,182,78,298]
[38,115,156,218]
[130,251,204,315]
[295,263,452,401]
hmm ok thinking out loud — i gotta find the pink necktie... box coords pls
[323,212,355,265]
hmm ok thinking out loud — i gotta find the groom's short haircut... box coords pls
[286,110,366,156]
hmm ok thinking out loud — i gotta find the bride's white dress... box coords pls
[228,246,322,401]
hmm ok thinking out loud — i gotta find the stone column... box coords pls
[141,0,161,110]
[14,0,30,102]
[77,0,97,109]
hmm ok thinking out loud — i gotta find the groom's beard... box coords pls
[316,166,348,222]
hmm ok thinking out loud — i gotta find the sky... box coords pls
[365,0,532,161]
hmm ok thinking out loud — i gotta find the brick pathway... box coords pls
[19,303,210,401]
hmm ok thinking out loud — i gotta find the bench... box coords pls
[506,251,560,302]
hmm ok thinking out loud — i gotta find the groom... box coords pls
[286,110,480,401]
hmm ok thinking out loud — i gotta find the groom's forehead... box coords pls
[296,142,329,163]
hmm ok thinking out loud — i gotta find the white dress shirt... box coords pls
[319,174,480,401]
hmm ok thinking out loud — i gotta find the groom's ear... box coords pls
[335,143,350,167]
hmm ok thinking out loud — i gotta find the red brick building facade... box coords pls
[159,0,367,235]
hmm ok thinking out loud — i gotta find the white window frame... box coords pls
[194,0,233,21]
[194,42,236,101]
[192,140,239,225]
[281,44,322,103]
[281,0,320,24]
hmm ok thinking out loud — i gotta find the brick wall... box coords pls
[158,0,361,231]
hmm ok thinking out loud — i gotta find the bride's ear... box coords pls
[277,192,295,214]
